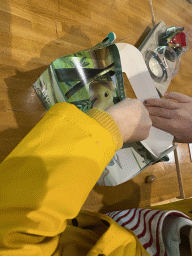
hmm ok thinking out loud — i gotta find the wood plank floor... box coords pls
[0,0,192,213]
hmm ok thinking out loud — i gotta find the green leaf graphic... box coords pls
[80,57,86,64]
[82,62,90,67]
[69,61,75,68]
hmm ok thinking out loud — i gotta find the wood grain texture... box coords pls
[173,142,185,199]
[0,0,191,212]
[175,143,192,199]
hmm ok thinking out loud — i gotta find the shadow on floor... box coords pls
[82,179,144,214]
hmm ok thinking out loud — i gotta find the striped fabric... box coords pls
[105,208,191,256]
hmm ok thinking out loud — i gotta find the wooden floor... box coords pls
[0,0,192,213]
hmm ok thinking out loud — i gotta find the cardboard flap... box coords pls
[116,43,174,157]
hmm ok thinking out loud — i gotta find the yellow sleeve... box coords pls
[0,102,123,255]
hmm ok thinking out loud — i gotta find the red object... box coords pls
[169,31,186,47]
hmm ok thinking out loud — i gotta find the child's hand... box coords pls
[105,98,152,143]
[144,92,192,143]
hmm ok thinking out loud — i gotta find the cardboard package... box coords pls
[33,32,176,186]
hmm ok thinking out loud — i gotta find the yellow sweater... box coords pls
[0,102,191,256]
